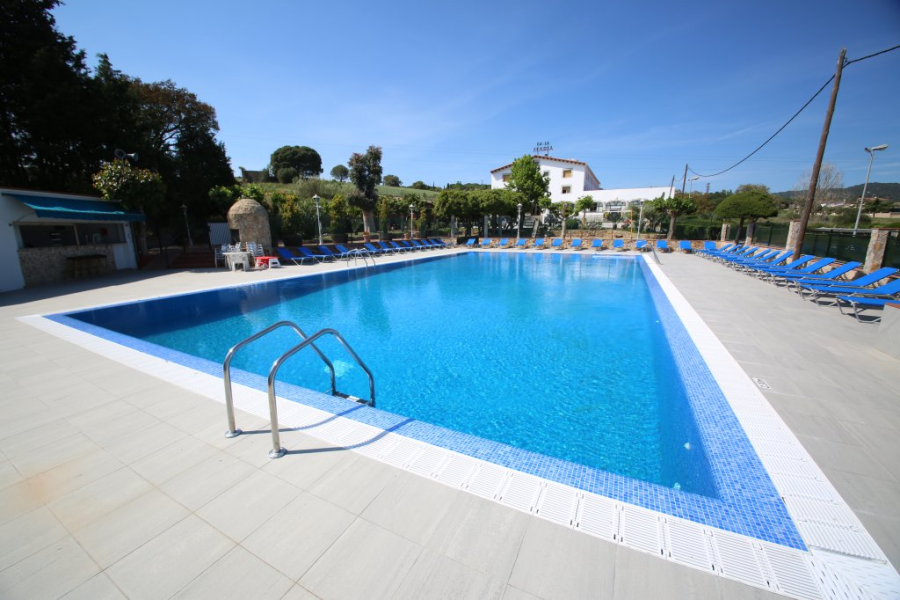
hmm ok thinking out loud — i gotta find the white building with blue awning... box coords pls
[0,188,144,292]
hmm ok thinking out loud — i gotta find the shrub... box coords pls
[277,167,298,184]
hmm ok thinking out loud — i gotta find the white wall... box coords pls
[582,187,672,206]
[0,190,141,292]
[491,157,599,202]
[0,194,29,292]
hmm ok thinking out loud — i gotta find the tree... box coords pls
[715,189,778,240]
[92,159,165,255]
[0,0,100,192]
[277,167,298,184]
[328,194,352,236]
[574,196,595,227]
[383,174,402,187]
[411,181,429,190]
[505,155,550,236]
[270,146,322,180]
[347,145,383,236]
[435,189,480,236]
[791,163,843,212]
[330,164,349,182]
[652,195,697,240]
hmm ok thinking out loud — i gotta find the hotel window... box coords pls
[502,174,510,182]
[562,169,572,178]
[562,186,571,194]
[542,171,550,177]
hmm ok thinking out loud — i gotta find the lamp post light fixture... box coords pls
[516,203,523,239]
[313,194,323,245]
[854,144,888,236]
[688,176,700,198]
[409,204,415,239]
[181,204,193,247]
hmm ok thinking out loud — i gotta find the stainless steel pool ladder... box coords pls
[648,240,662,265]
[222,321,375,459]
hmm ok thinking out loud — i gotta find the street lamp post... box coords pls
[409,204,415,239]
[637,200,646,240]
[516,203,523,239]
[313,194,323,245]
[688,176,700,198]
[181,204,193,247]
[854,144,888,236]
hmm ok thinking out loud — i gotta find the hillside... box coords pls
[774,182,899,202]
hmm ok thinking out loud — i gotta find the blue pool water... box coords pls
[65,253,715,496]
[53,251,807,549]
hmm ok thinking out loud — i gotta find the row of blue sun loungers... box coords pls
[697,242,899,322]
[466,238,695,252]
[276,239,452,265]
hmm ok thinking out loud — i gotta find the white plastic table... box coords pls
[224,251,252,271]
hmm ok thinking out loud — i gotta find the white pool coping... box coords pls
[18,251,900,599]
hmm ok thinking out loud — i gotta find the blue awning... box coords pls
[9,193,145,222]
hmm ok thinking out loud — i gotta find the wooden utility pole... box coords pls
[792,48,846,260]
[668,175,675,199]
[680,164,688,197]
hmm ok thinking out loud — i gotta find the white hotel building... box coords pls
[489,156,671,216]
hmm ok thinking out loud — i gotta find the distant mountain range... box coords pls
[774,182,899,202]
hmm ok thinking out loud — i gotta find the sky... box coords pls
[52,0,900,194]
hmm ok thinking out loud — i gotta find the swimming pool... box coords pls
[48,252,804,549]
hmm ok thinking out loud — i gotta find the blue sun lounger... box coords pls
[742,253,812,275]
[635,240,647,251]
[515,238,528,249]
[613,239,624,251]
[591,239,604,251]
[480,238,493,248]
[656,240,670,252]
[761,257,836,280]
[277,247,315,265]
[375,241,398,254]
[798,269,900,302]
[679,241,693,253]
[497,238,510,248]
[465,238,476,248]
[297,246,333,263]
[389,241,412,253]
[361,243,387,256]
[533,238,546,250]
[334,244,370,259]
[780,261,861,290]
[551,238,564,250]
[571,238,584,250]
[837,295,897,322]
[318,245,349,260]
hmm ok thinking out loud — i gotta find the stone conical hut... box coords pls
[227,198,271,251]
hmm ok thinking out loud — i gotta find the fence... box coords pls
[751,223,789,248]
[799,230,869,265]
[672,223,721,240]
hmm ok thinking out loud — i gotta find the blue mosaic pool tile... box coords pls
[48,253,805,550]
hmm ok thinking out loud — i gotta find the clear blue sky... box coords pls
[53,0,900,194]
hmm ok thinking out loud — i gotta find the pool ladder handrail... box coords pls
[648,240,662,265]
[222,321,375,459]
[266,328,375,458]
[223,321,336,439]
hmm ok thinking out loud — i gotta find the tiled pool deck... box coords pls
[0,249,898,598]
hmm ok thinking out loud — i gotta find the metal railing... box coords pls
[266,328,375,458]
[222,321,336,438]
[222,322,375,460]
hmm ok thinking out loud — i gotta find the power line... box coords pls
[688,75,834,179]
[688,43,900,180]
[844,43,900,66]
